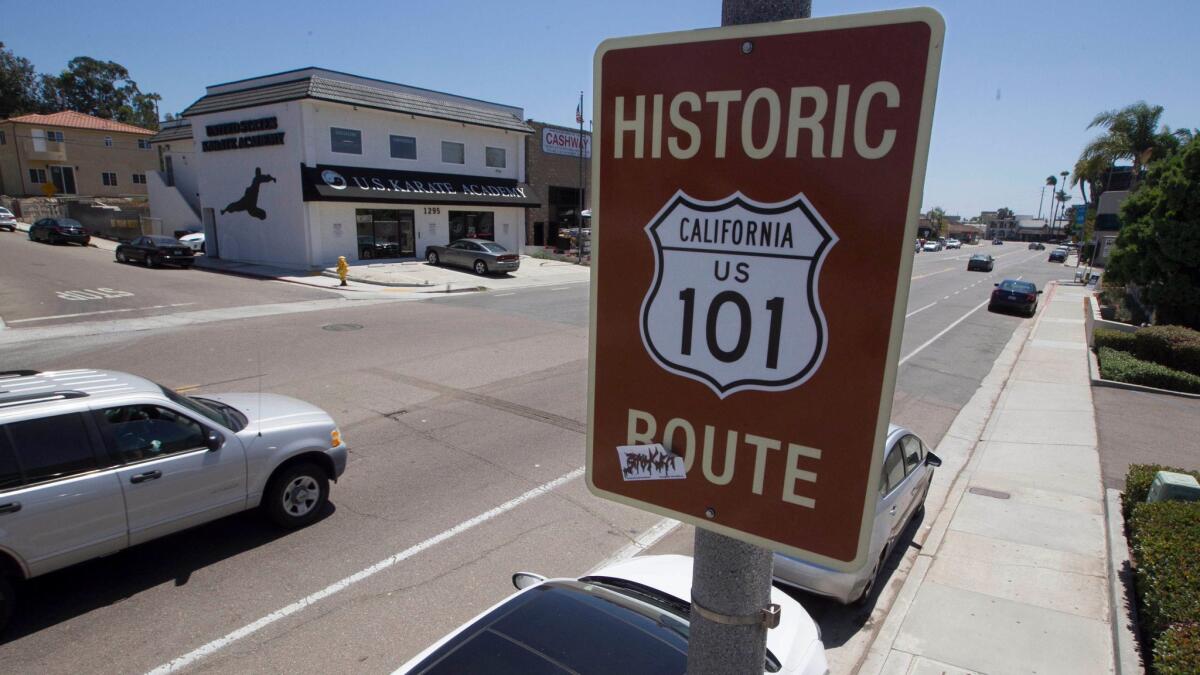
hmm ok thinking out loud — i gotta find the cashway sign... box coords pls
[586,9,945,570]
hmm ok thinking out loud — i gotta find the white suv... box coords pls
[0,369,347,632]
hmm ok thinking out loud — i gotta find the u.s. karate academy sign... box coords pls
[201,116,285,152]
[300,164,540,207]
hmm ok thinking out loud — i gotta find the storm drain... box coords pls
[968,487,1011,500]
[321,323,364,332]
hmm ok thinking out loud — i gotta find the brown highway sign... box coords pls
[586,9,945,571]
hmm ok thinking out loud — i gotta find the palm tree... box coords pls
[1071,155,1109,206]
[1081,101,1172,188]
[927,206,947,238]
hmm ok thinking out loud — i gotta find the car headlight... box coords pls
[331,429,342,447]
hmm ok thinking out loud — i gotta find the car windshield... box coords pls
[159,385,247,431]
[998,280,1036,293]
[971,254,989,260]
[479,242,507,253]
[0,208,12,216]
[58,218,83,227]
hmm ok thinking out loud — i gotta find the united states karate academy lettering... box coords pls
[202,116,285,152]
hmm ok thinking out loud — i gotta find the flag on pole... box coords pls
[576,99,583,124]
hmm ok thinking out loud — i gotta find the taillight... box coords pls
[1026,293,1037,302]
[498,255,518,262]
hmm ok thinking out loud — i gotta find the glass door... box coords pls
[398,211,415,257]
[50,166,77,194]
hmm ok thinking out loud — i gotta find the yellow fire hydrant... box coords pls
[336,256,349,286]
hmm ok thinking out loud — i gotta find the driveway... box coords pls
[1093,385,1200,489]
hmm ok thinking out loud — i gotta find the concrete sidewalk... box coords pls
[324,255,591,291]
[863,282,1117,675]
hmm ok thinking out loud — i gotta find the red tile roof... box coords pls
[4,111,155,135]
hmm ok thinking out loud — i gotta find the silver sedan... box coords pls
[773,424,941,603]
[425,238,520,275]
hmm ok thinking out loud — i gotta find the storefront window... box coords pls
[441,141,465,164]
[485,147,506,168]
[448,211,495,241]
[390,135,417,159]
[356,209,415,259]
[331,127,362,154]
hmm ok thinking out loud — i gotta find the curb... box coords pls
[1104,488,1145,675]
[1087,348,1200,400]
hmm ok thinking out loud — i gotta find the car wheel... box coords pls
[145,254,159,269]
[116,251,126,263]
[427,251,439,265]
[854,549,888,605]
[264,462,329,529]
[0,574,13,634]
[474,259,488,275]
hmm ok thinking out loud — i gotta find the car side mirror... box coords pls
[205,430,224,452]
[512,572,546,590]
[994,283,999,287]
[1037,290,1043,294]
[926,452,942,468]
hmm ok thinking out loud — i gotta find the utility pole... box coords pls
[577,90,585,265]
[686,7,808,674]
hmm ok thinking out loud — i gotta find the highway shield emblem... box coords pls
[639,191,838,398]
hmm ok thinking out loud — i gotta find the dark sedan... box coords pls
[28,217,90,246]
[1048,248,1068,263]
[115,235,196,268]
[425,238,520,275]
[1028,242,1045,250]
[989,279,1042,317]
[992,239,1004,245]
[967,253,994,272]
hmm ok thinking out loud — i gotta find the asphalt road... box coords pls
[0,230,333,327]
[0,239,1075,674]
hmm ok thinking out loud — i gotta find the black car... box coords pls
[1028,242,1045,250]
[967,253,994,272]
[989,279,1042,317]
[1048,248,1068,263]
[992,239,1004,245]
[28,217,90,246]
[115,235,196,268]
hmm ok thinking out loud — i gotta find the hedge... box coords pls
[1134,326,1200,377]
[1094,328,1138,353]
[1124,464,1200,521]
[1097,348,1200,394]
[1154,622,1200,675]
[1129,501,1200,655]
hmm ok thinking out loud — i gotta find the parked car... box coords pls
[397,554,829,675]
[179,231,206,253]
[1048,248,1068,263]
[989,279,1042,316]
[967,253,994,272]
[115,235,196,268]
[0,207,16,232]
[28,217,90,246]
[922,241,941,252]
[945,238,961,249]
[775,425,941,604]
[992,238,1004,245]
[425,238,520,275]
[0,368,347,632]
[913,239,921,253]
[1028,242,1045,250]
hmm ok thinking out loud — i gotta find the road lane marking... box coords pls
[7,303,196,324]
[899,299,990,366]
[943,296,950,300]
[911,268,953,281]
[905,301,937,319]
[551,287,570,291]
[494,292,516,297]
[589,518,682,574]
[144,466,586,675]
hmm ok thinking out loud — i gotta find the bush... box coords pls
[1154,622,1200,674]
[1124,464,1200,521]
[1094,327,1137,353]
[1098,347,1200,394]
[1134,325,1200,376]
[1129,501,1200,640]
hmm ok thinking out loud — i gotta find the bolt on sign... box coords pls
[586,9,945,570]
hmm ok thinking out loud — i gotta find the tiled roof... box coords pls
[148,123,194,144]
[182,76,533,134]
[4,111,155,135]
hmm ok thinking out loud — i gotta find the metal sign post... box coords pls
[587,3,944,673]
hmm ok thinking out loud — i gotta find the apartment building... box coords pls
[0,111,157,197]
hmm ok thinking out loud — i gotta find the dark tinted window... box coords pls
[7,414,98,483]
[901,436,924,475]
[998,280,1036,293]
[480,242,507,253]
[0,432,21,491]
[331,127,362,154]
[882,446,905,493]
[99,405,206,462]
[410,583,687,675]
[390,134,416,159]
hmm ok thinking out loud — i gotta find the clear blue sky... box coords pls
[4,0,1196,217]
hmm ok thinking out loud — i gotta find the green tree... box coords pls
[1072,154,1109,206]
[40,56,160,129]
[927,206,947,238]
[1106,136,1200,329]
[1081,102,1182,189]
[0,42,43,117]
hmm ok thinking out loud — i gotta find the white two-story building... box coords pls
[158,67,537,268]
